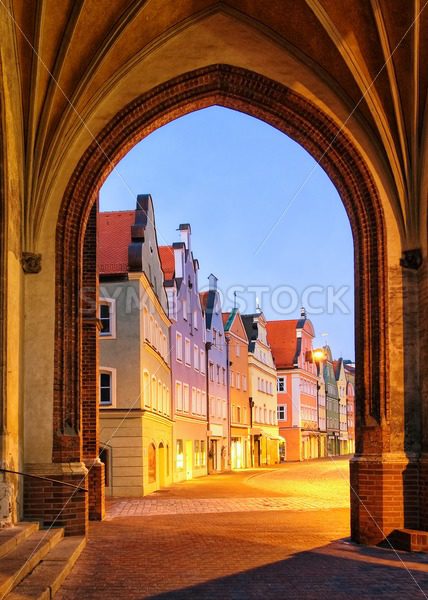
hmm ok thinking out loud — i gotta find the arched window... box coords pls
[148,443,156,483]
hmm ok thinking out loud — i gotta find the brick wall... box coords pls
[82,202,105,521]
[24,472,88,536]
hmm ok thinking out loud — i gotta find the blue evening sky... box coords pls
[100,106,354,361]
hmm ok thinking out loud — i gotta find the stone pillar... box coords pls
[82,203,105,521]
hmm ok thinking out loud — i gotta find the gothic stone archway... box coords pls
[28,64,418,543]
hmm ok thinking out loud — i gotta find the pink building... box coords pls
[267,310,320,461]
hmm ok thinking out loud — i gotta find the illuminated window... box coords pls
[176,439,184,470]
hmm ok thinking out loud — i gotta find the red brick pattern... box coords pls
[24,473,88,536]
[350,458,419,545]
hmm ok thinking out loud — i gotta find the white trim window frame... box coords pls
[99,298,116,338]
[99,367,116,407]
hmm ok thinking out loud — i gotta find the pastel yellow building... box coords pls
[98,195,173,496]
[242,312,281,466]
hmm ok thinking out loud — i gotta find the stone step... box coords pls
[0,528,64,598]
[5,536,86,600]
[0,524,40,560]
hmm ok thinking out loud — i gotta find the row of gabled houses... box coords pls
[97,195,355,496]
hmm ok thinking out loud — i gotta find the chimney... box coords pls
[208,273,218,291]
[300,306,307,318]
[179,223,191,250]
[173,242,185,279]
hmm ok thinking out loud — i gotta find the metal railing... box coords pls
[0,468,88,492]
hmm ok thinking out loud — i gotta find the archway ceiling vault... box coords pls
[4,0,428,248]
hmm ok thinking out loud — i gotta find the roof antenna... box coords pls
[233,291,237,310]
[256,296,262,313]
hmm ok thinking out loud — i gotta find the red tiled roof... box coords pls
[159,246,175,280]
[98,210,134,274]
[266,320,298,368]
[199,291,209,312]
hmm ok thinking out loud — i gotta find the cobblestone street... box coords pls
[57,459,428,599]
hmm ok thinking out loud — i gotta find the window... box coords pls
[216,365,220,383]
[194,440,200,466]
[200,440,206,465]
[143,306,149,341]
[176,332,183,361]
[209,361,214,382]
[236,373,241,389]
[200,349,205,374]
[158,380,162,411]
[201,391,207,416]
[277,377,285,392]
[197,389,202,414]
[143,371,150,407]
[194,344,199,371]
[176,380,183,411]
[185,338,191,366]
[167,289,177,320]
[277,405,287,421]
[193,310,198,329]
[99,369,116,406]
[213,329,217,346]
[99,299,116,338]
[182,297,188,320]
[236,344,240,357]
[222,367,226,385]
[230,370,234,387]
[236,405,241,423]
[176,439,184,470]
[242,375,247,392]
[191,386,197,413]
[183,384,190,413]
[151,377,157,411]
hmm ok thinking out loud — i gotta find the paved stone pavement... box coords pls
[57,460,428,599]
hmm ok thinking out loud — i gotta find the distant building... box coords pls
[159,225,208,482]
[98,196,173,496]
[334,358,349,455]
[242,312,281,466]
[223,308,251,469]
[201,275,229,472]
[267,311,320,461]
[323,346,340,455]
[344,362,356,455]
